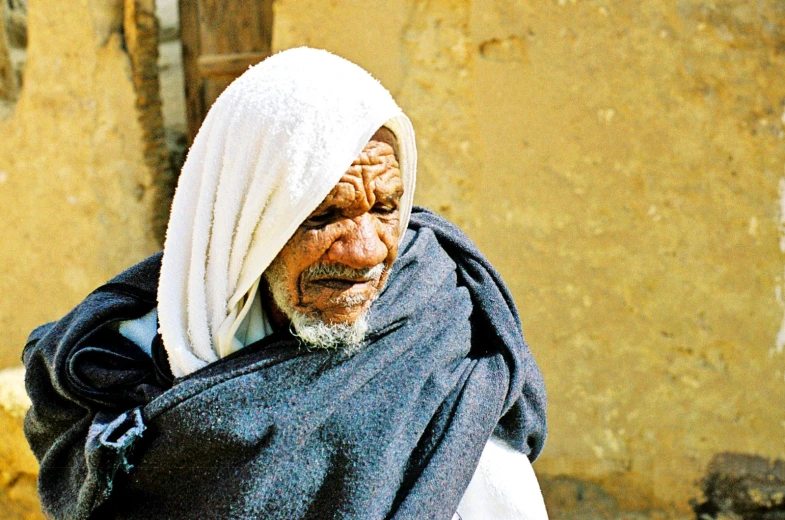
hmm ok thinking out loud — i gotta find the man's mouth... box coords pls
[301,263,386,292]
[309,278,374,290]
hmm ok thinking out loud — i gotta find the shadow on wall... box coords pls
[156,0,187,242]
[0,0,26,119]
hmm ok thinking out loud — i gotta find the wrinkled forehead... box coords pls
[370,126,398,160]
[314,127,402,213]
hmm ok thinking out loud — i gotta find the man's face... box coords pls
[264,127,403,331]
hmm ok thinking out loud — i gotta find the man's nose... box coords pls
[325,214,388,269]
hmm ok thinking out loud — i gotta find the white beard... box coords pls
[263,259,385,352]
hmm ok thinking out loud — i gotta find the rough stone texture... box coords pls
[4,0,27,50]
[155,0,186,240]
[0,2,15,103]
[693,453,785,520]
[0,0,24,108]
[0,0,159,370]
[0,367,43,520]
[274,0,785,514]
[124,0,172,244]
[156,0,185,134]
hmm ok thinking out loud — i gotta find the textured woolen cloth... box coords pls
[23,208,547,520]
[158,47,417,377]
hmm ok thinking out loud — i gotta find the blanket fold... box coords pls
[23,208,546,520]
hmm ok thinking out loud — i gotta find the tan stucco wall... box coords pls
[0,0,159,369]
[274,0,785,513]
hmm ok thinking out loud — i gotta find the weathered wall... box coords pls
[0,0,160,369]
[0,0,23,110]
[274,0,785,514]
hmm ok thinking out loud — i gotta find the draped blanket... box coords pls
[23,208,547,520]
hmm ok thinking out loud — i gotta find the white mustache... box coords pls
[303,262,385,282]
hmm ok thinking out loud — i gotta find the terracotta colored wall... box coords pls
[274,0,785,513]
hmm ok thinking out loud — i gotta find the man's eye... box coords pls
[372,204,397,215]
[303,211,337,227]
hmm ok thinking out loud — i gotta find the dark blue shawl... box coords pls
[23,208,546,519]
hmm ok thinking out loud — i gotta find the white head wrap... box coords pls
[157,48,417,378]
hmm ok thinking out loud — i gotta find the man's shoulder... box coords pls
[103,251,163,298]
[23,252,162,365]
[408,206,471,238]
[406,206,482,263]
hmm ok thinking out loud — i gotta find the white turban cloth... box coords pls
[157,48,417,378]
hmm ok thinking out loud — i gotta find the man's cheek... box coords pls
[384,242,399,264]
[381,221,401,247]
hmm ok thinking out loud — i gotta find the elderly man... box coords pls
[22,48,547,519]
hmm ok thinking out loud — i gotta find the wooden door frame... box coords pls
[178,0,273,144]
